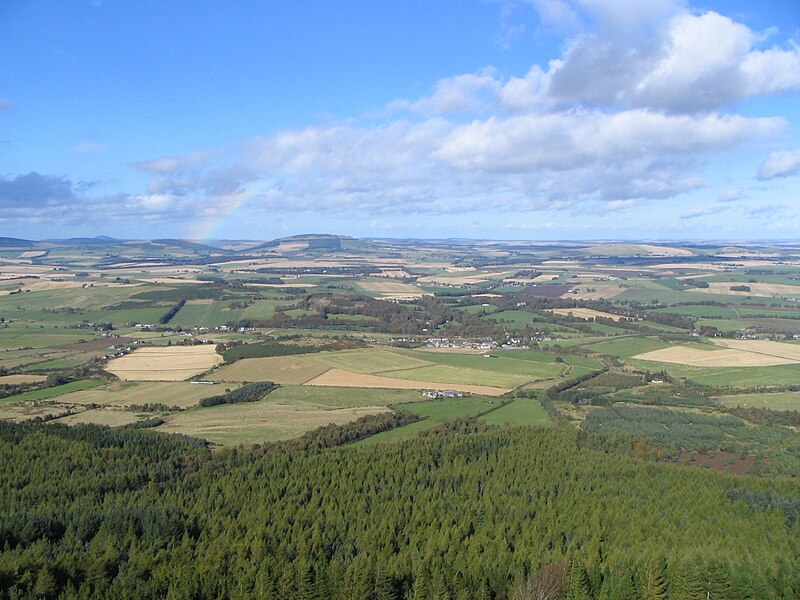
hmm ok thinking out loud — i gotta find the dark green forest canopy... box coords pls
[1,421,798,599]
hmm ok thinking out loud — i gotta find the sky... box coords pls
[1,0,800,242]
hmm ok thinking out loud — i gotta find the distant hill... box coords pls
[253,234,343,252]
[0,237,35,248]
[45,236,125,246]
[151,239,222,252]
[253,234,381,254]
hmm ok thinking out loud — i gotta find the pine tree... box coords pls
[276,565,296,600]
[33,566,58,599]
[566,560,593,600]
[374,563,396,600]
[408,570,429,600]
[294,558,316,600]
[429,570,451,600]
[642,559,668,600]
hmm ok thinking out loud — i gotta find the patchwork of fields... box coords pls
[3,237,800,454]
[208,346,573,397]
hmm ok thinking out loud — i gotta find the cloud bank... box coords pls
[4,0,800,234]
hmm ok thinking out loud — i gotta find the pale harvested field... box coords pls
[550,308,624,321]
[417,347,489,354]
[716,251,779,258]
[57,381,237,408]
[57,408,142,427]
[650,262,726,270]
[505,275,560,284]
[101,262,171,269]
[690,282,800,297]
[305,368,511,396]
[405,262,458,269]
[357,278,426,298]
[633,346,795,367]
[0,264,54,274]
[0,279,123,292]
[0,374,47,385]
[590,244,694,257]
[377,269,412,278]
[209,355,329,385]
[359,279,417,291]
[18,250,48,258]
[156,401,391,445]
[562,285,626,300]
[711,339,800,361]
[418,271,513,286]
[217,258,357,269]
[105,345,223,381]
[137,277,207,284]
[0,403,73,423]
[378,293,428,300]
[637,244,695,257]
[471,293,502,298]
[252,282,318,288]
[418,275,487,285]
[275,241,309,252]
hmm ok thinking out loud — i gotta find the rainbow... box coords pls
[185,189,256,242]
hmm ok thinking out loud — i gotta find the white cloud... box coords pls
[72,141,106,154]
[758,149,800,179]
[717,188,745,202]
[0,97,11,111]
[133,150,213,174]
[226,108,778,216]
[392,70,501,116]
[680,206,718,219]
[391,6,800,115]
[744,204,789,218]
[435,111,781,172]
[606,199,636,210]
[8,1,796,233]
[742,43,800,95]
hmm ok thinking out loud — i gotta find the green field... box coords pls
[314,348,432,374]
[493,350,605,370]
[582,336,668,357]
[479,397,553,427]
[626,360,800,387]
[357,396,499,444]
[21,358,92,372]
[716,391,800,411]
[155,397,391,445]
[616,287,771,305]
[0,285,156,313]
[242,298,292,319]
[483,310,538,326]
[1,380,105,404]
[55,381,241,408]
[209,355,330,384]
[0,324,102,349]
[264,385,422,408]
[171,301,244,328]
[384,364,534,388]
[696,317,755,332]
[460,303,497,314]
[406,349,566,377]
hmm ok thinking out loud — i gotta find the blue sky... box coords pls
[1,0,799,241]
